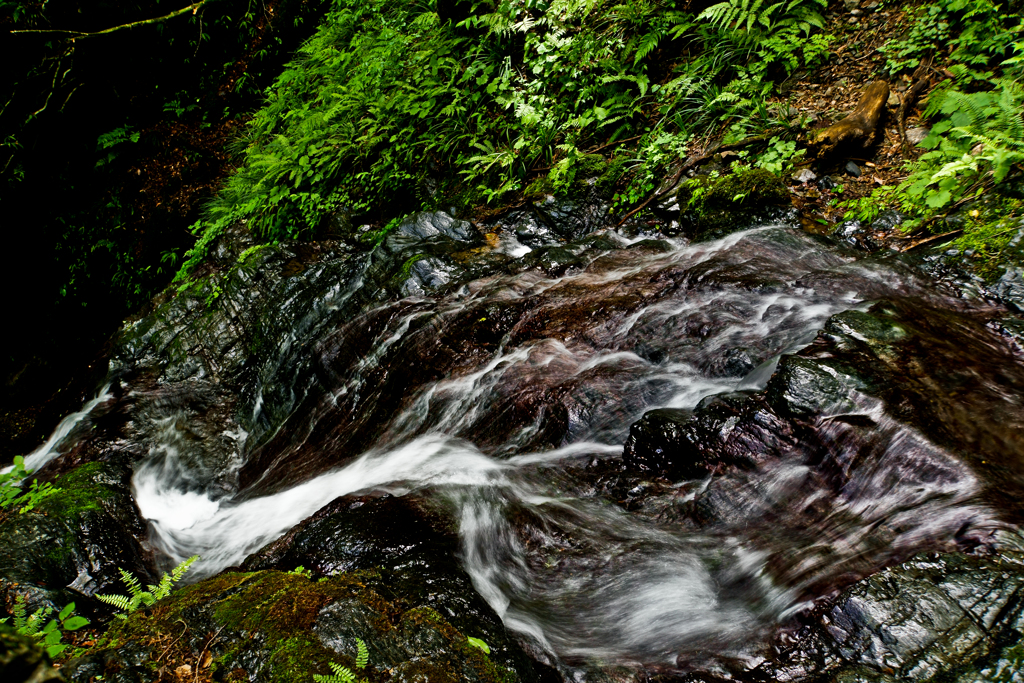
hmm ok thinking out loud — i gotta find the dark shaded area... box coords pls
[0,0,335,462]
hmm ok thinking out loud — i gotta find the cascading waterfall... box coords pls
[22,224,1012,672]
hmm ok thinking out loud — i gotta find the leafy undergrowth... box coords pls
[176,0,839,279]
[835,0,1024,278]
[171,0,1024,282]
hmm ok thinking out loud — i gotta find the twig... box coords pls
[9,1,210,39]
[899,58,933,155]
[157,620,189,662]
[585,134,642,156]
[899,229,963,252]
[194,625,225,683]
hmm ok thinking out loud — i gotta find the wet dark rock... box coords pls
[0,624,65,682]
[995,267,1024,312]
[870,208,904,234]
[817,175,838,191]
[752,544,1024,682]
[237,492,557,680]
[396,211,478,243]
[65,569,553,683]
[845,161,862,177]
[765,355,861,418]
[532,196,610,242]
[623,408,695,476]
[675,168,791,241]
[522,245,589,277]
[623,393,790,480]
[492,209,563,248]
[0,457,152,619]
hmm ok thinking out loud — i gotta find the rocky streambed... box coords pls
[3,196,1024,683]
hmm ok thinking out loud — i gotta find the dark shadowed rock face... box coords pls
[14,199,1024,683]
[0,624,65,683]
[748,543,1024,683]
[0,457,152,620]
[240,493,507,646]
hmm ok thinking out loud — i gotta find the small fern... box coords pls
[0,595,89,658]
[697,0,825,38]
[355,638,369,669]
[313,638,369,683]
[96,555,199,619]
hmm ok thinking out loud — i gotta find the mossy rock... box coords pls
[675,167,791,241]
[0,457,151,617]
[63,570,529,683]
[0,624,65,682]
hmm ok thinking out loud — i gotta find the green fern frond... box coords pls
[355,638,369,669]
[313,662,359,683]
[633,29,663,64]
[95,593,135,613]
[117,567,143,599]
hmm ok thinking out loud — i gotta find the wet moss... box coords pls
[35,462,120,518]
[675,167,791,241]
[75,569,526,683]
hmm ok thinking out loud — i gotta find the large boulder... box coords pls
[0,457,152,619]
[62,569,552,683]
[0,624,65,683]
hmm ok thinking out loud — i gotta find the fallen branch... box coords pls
[898,59,933,155]
[8,1,211,39]
[810,80,890,158]
[899,229,963,252]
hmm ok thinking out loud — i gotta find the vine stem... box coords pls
[8,1,211,40]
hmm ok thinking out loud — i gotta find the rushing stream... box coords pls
[18,216,1024,678]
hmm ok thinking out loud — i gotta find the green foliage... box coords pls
[467,636,491,654]
[896,81,1024,220]
[0,456,61,516]
[178,0,834,280]
[754,135,805,174]
[950,197,1024,279]
[0,595,89,659]
[882,0,1022,76]
[697,0,826,38]
[96,555,199,619]
[313,638,368,683]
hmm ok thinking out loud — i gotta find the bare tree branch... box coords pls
[8,1,211,40]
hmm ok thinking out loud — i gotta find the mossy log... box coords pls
[811,80,890,158]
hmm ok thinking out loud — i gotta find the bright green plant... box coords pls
[0,595,90,659]
[898,81,1024,218]
[96,555,199,619]
[755,136,805,174]
[0,456,61,516]
[467,636,490,654]
[313,638,368,683]
[697,0,826,38]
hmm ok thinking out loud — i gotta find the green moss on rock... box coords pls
[675,167,791,241]
[71,570,525,683]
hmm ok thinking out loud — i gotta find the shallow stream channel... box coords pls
[8,205,1024,682]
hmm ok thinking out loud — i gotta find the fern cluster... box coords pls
[697,0,826,38]
[313,638,369,683]
[96,555,199,619]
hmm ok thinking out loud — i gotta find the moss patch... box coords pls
[675,167,791,241]
[84,569,520,683]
